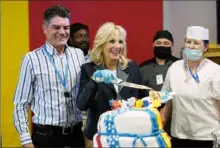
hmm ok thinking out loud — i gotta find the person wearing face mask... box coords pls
[160,26,220,147]
[76,22,149,147]
[67,23,91,63]
[139,30,179,92]
[139,30,179,138]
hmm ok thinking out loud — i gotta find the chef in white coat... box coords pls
[160,26,220,147]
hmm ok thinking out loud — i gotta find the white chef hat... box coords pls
[186,26,209,40]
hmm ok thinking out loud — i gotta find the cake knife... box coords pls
[92,77,153,90]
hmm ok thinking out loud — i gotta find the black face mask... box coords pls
[153,46,172,59]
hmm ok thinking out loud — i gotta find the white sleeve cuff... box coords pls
[20,133,32,145]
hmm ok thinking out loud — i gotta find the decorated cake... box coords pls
[93,91,173,148]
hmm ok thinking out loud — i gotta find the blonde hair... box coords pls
[91,22,130,68]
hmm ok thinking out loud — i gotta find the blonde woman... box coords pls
[76,22,148,145]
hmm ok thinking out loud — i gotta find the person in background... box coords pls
[139,30,179,135]
[161,26,220,147]
[76,22,149,147]
[67,22,91,147]
[67,22,91,63]
[13,5,85,147]
[139,30,179,91]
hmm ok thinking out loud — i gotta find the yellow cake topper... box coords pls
[135,99,143,108]
[150,91,161,108]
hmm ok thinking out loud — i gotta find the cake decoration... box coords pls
[93,90,174,148]
[109,90,175,110]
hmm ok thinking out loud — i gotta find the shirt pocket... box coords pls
[35,70,58,92]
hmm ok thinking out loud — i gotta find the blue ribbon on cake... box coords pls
[98,130,164,148]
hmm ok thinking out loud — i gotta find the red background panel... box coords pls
[29,1,163,64]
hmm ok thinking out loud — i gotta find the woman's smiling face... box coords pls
[103,30,124,62]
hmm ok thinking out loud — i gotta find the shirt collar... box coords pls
[183,58,208,83]
[45,41,68,56]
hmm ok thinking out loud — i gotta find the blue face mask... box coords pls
[183,48,203,61]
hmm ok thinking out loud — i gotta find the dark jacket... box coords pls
[76,60,149,140]
[139,56,179,68]
[139,56,179,135]
[139,56,180,91]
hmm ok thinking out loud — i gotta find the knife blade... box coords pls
[114,79,153,90]
[92,77,153,90]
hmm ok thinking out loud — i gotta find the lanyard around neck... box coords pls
[44,45,69,89]
[189,68,200,83]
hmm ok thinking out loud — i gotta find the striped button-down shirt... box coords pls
[13,42,85,145]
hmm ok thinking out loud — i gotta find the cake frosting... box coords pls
[93,91,173,148]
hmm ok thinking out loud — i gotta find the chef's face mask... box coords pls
[183,48,203,61]
[184,38,207,61]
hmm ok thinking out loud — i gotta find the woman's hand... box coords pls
[93,69,117,84]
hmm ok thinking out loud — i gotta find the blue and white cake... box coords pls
[93,106,171,148]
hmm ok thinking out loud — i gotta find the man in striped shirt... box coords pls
[13,5,85,147]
